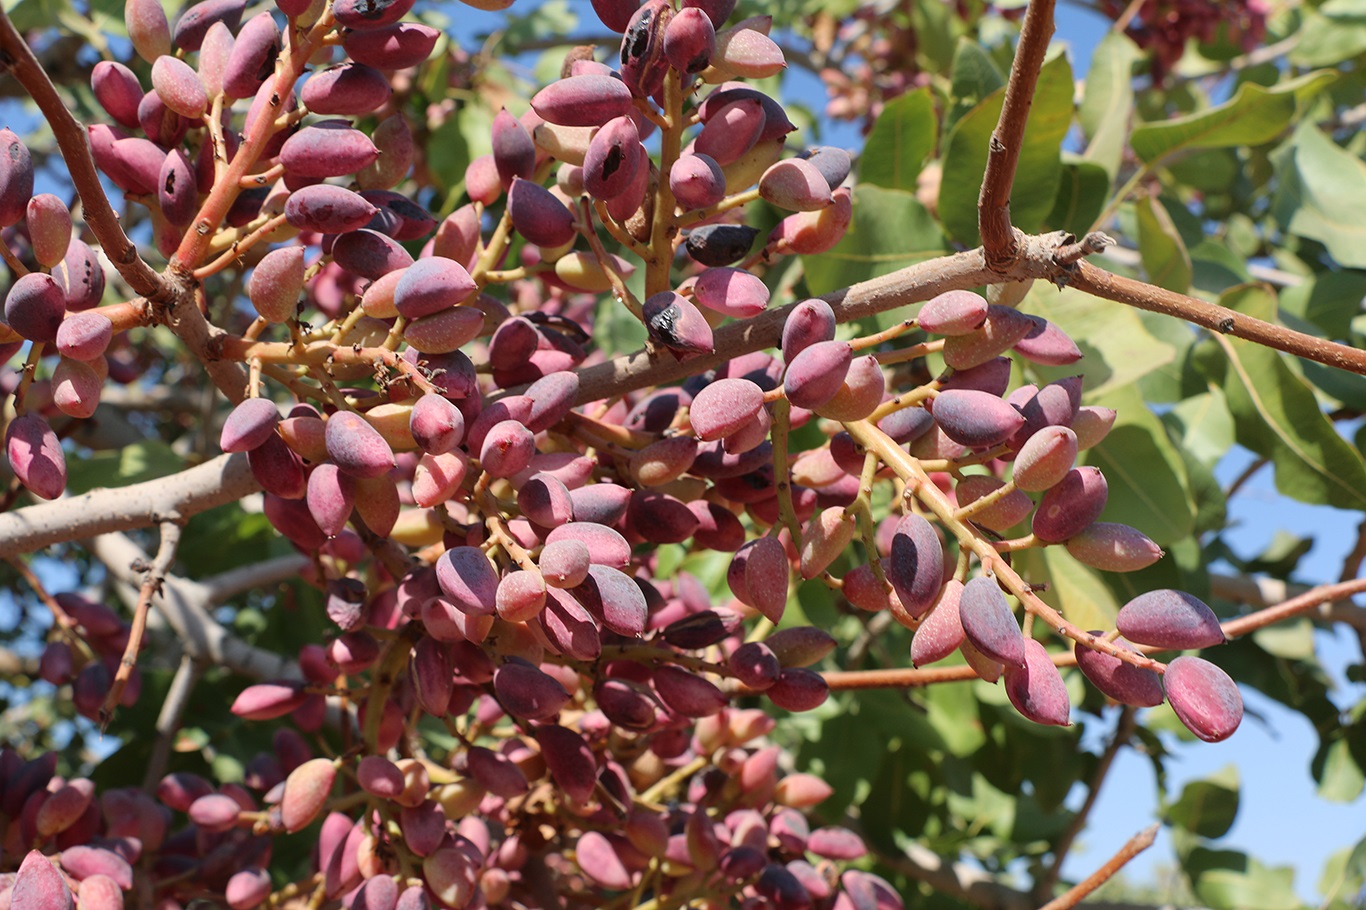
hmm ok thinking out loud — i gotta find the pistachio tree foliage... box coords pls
[1,0,1366,907]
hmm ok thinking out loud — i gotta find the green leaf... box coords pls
[1165,388,1235,468]
[859,88,936,192]
[1135,195,1193,293]
[801,185,947,307]
[1291,6,1366,66]
[425,114,471,198]
[938,52,1074,246]
[1271,123,1366,269]
[1025,286,1177,398]
[1035,547,1121,632]
[945,39,1005,134]
[1079,31,1139,177]
[1315,734,1366,803]
[1252,616,1316,660]
[1165,764,1239,838]
[4,0,72,31]
[1215,286,1366,510]
[1045,159,1109,237]
[1082,383,1194,546]
[1280,270,1366,340]
[1130,70,1336,164]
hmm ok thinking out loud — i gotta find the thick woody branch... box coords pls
[0,10,166,301]
[978,0,1057,267]
[1071,261,1366,375]
[0,453,261,557]
[199,554,311,604]
[571,232,1366,412]
[571,240,1081,406]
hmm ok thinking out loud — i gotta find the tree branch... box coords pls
[0,10,166,301]
[1070,261,1366,375]
[0,453,261,558]
[90,531,298,681]
[101,519,182,727]
[978,0,1057,267]
[143,654,203,792]
[569,230,1366,412]
[198,553,311,604]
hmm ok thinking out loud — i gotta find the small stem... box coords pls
[954,477,1019,521]
[769,398,802,541]
[645,69,684,298]
[851,319,918,351]
[580,197,643,320]
[875,340,943,367]
[193,213,289,279]
[101,520,183,729]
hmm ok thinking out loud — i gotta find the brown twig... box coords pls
[101,520,182,728]
[978,0,1057,267]
[1071,262,1366,375]
[0,10,167,300]
[1038,824,1158,910]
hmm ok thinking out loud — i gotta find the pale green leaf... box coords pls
[1135,195,1193,293]
[1046,159,1109,237]
[1080,31,1139,177]
[1167,388,1235,468]
[1037,547,1121,633]
[1082,384,1195,546]
[859,88,937,192]
[1024,286,1177,398]
[1130,70,1336,164]
[1271,123,1366,269]
[1216,286,1366,510]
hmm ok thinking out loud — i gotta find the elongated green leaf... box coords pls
[1135,195,1193,293]
[1079,31,1139,176]
[1046,159,1109,237]
[1216,286,1366,510]
[1271,123,1366,269]
[939,53,1074,246]
[1130,70,1335,164]
[1082,384,1194,546]
[802,184,947,301]
[1290,6,1366,66]
[946,39,1005,134]
[860,88,936,192]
